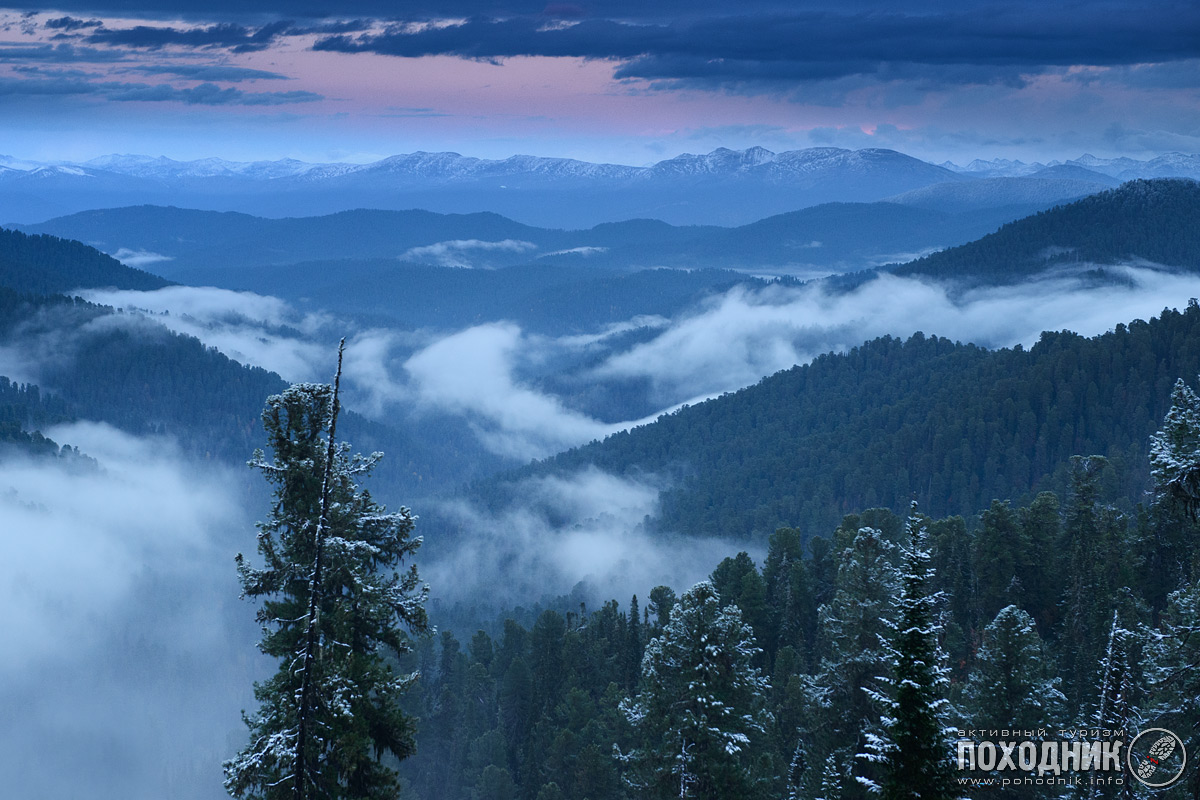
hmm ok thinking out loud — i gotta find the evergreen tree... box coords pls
[710,551,770,662]
[1141,383,1200,797]
[626,594,643,691]
[860,504,957,800]
[1061,455,1125,713]
[1083,613,1142,800]
[1150,377,1200,519]
[224,350,429,800]
[963,606,1064,733]
[973,501,1028,624]
[1145,577,1200,798]
[1018,492,1062,633]
[794,524,899,800]
[618,581,772,800]
[763,527,818,669]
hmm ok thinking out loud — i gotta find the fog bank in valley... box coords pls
[0,423,264,800]
[425,467,758,608]
[89,265,1200,462]
[4,263,1198,797]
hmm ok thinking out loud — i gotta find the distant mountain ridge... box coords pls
[14,199,1055,279]
[16,146,1199,184]
[944,152,1200,180]
[0,146,963,227]
[885,176,1111,213]
[7,145,1197,228]
[11,146,950,184]
[894,178,1200,284]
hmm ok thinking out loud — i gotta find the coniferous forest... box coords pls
[395,407,1200,800]
[5,205,1200,798]
[4,79,1200,800]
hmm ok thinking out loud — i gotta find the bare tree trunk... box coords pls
[295,339,346,800]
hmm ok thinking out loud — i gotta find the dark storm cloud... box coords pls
[1064,60,1200,90]
[295,19,374,34]
[2,0,754,19]
[130,63,289,81]
[613,56,1033,91]
[6,1,1200,96]
[43,15,103,31]
[86,19,293,52]
[311,7,1200,84]
[0,43,128,62]
[0,75,321,104]
[75,18,372,54]
[107,81,321,103]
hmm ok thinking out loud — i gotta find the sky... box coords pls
[1,0,1199,165]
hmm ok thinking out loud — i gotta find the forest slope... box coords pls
[480,302,1200,539]
[0,227,169,294]
[895,178,1200,284]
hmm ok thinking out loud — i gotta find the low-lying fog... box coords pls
[4,264,1200,797]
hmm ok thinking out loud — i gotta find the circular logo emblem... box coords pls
[1127,728,1187,789]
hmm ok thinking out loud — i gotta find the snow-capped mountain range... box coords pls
[942,152,1200,180]
[1,147,1196,228]
[6,146,1196,184]
[8,146,959,182]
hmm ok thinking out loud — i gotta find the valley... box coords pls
[4,151,1200,800]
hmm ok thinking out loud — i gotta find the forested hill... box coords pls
[893,178,1200,284]
[0,287,488,497]
[0,226,169,294]
[479,302,1200,539]
[18,198,1046,279]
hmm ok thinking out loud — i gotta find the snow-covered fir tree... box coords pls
[1083,612,1143,800]
[793,526,899,800]
[859,504,957,800]
[618,581,772,800]
[1094,613,1140,737]
[1060,455,1132,714]
[1138,384,1200,798]
[1149,376,1200,519]
[1145,577,1200,799]
[963,605,1064,733]
[224,354,429,800]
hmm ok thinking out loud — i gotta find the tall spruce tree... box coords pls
[1061,455,1127,714]
[1150,377,1200,519]
[224,346,429,800]
[793,524,900,800]
[618,581,772,800]
[963,605,1064,734]
[1144,383,1200,798]
[1082,613,1142,800]
[792,524,901,800]
[860,504,957,800]
[1145,579,1200,798]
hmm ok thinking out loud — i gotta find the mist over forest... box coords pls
[5,139,1200,798]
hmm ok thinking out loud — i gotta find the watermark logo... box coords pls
[956,726,1188,790]
[1127,728,1186,789]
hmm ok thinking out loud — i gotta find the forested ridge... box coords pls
[17,198,1039,276]
[895,179,1200,283]
[0,286,287,457]
[481,302,1200,540]
[0,226,169,294]
[0,286,489,494]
